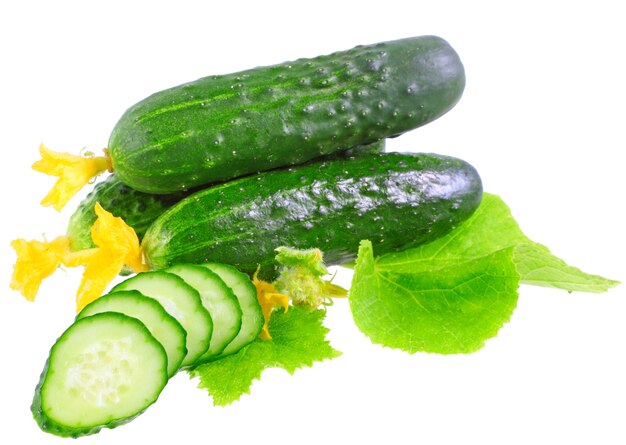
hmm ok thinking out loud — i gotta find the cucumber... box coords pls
[141,152,483,278]
[76,290,187,377]
[66,140,384,252]
[201,262,263,356]
[32,312,168,437]
[108,36,464,193]
[111,271,213,367]
[66,174,184,251]
[165,264,242,363]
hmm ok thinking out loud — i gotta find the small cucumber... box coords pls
[111,271,213,367]
[166,264,242,363]
[141,152,483,278]
[108,36,464,193]
[66,174,184,251]
[76,290,187,377]
[32,312,168,437]
[201,262,264,356]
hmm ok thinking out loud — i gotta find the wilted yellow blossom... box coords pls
[252,272,289,340]
[73,203,147,310]
[10,236,71,301]
[10,203,146,311]
[32,143,111,211]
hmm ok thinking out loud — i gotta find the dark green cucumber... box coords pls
[66,141,384,251]
[108,36,464,193]
[334,138,385,159]
[141,152,483,278]
[66,174,185,251]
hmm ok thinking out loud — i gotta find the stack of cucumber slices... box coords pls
[32,263,263,438]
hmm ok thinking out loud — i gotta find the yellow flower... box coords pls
[74,250,128,311]
[73,203,147,311]
[252,272,289,340]
[10,203,146,311]
[10,236,70,301]
[32,143,111,211]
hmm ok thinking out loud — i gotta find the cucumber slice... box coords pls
[77,290,187,377]
[166,264,242,364]
[32,312,168,437]
[112,271,212,367]
[202,262,263,356]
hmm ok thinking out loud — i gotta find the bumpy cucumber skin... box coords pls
[334,138,385,159]
[31,313,168,438]
[108,36,464,193]
[66,142,384,251]
[67,174,185,251]
[142,152,483,278]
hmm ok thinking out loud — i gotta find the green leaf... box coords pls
[189,306,341,406]
[373,193,529,274]
[514,243,619,293]
[350,240,520,354]
[375,193,619,293]
[349,193,619,355]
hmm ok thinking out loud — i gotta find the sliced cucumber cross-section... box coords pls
[112,271,213,367]
[167,264,242,364]
[77,290,187,377]
[32,262,265,437]
[32,312,168,438]
[202,262,264,356]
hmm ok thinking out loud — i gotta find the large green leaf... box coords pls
[349,193,619,354]
[350,240,519,354]
[376,193,619,292]
[189,306,341,406]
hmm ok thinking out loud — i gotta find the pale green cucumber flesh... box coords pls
[111,271,212,367]
[201,262,263,356]
[76,290,187,377]
[32,312,168,438]
[166,264,242,364]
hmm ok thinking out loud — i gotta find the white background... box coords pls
[1,1,624,444]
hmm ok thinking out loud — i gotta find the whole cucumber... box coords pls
[141,152,483,277]
[108,36,464,193]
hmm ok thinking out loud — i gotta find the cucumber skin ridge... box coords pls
[31,313,168,438]
[108,36,464,193]
[141,152,483,278]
